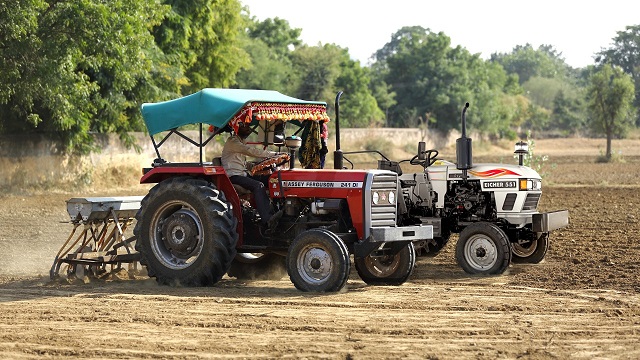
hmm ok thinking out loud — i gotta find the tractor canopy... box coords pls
[141,88,329,136]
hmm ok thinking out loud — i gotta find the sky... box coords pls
[240,0,640,69]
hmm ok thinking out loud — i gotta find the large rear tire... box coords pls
[355,242,416,285]
[512,233,549,264]
[455,223,511,275]
[134,177,238,286]
[286,229,350,292]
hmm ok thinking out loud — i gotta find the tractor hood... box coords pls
[428,163,542,182]
[140,88,328,136]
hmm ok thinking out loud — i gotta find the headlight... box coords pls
[373,191,395,204]
[519,178,541,190]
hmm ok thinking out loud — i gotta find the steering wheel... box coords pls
[409,149,439,168]
[250,153,291,176]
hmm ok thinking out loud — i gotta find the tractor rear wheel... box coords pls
[286,229,350,292]
[455,222,511,275]
[512,233,549,264]
[134,177,238,286]
[355,241,416,285]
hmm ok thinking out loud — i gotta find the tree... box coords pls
[290,44,342,102]
[0,0,168,153]
[234,37,296,93]
[245,17,301,58]
[552,90,584,135]
[494,44,587,135]
[153,0,248,93]
[490,44,569,84]
[597,25,640,125]
[373,26,517,136]
[334,49,384,127]
[587,64,636,161]
[235,16,300,94]
[369,80,396,126]
[368,59,397,126]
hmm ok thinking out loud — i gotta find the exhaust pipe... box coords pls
[333,91,344,170]
[456,102,472,181]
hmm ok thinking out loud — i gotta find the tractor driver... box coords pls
[221,122,281,229]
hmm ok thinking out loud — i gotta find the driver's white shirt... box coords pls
[221,135,276,177]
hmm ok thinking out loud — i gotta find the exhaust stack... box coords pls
[456,102,472,181]
[333,91,344,170]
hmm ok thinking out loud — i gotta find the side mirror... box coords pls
[418,142,426,160]
[273,123,285,145]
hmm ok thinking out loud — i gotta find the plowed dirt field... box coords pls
[1,145,639,359]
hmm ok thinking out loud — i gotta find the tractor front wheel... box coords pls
[455,222,511,275]
[286,229,350,292]
[134,177,238,286]
[355,241,416,286]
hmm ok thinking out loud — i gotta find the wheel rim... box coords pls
[464,234,498,271]
[296,244,333,285]
[512,240,537,257]
[363,254,400,278]
[150,200,204,270]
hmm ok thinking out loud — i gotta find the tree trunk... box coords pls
[606,129,613,161]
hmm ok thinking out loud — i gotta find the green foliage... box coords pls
[597,25,640,124]
[374,26,516,137]
[0,0,251,154]
[493,44,589,136]
[239,19,387,128]
[552,90,585,135]
[334,51,384,127]
[491,44,569,84]
[587,64,636,161]
[523,77,566,109]
[245,17,301,58]
[4,2,638,157]
[290,44,342,102]
[234,16,298,93]
[154,0,248,93]
[522,103,552,134]
[235,37,296,93]
[0,0,168,153]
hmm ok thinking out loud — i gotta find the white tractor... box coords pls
[343,102,569,274]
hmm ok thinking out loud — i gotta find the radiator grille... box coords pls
[523,193,541,211]
[502,193,517,211]
[370,174,397,227]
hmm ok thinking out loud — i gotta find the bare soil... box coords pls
[1,142,640,359]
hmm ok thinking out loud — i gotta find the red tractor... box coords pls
[134,89,432,292]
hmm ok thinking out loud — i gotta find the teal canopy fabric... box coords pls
[141,88,326,136]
